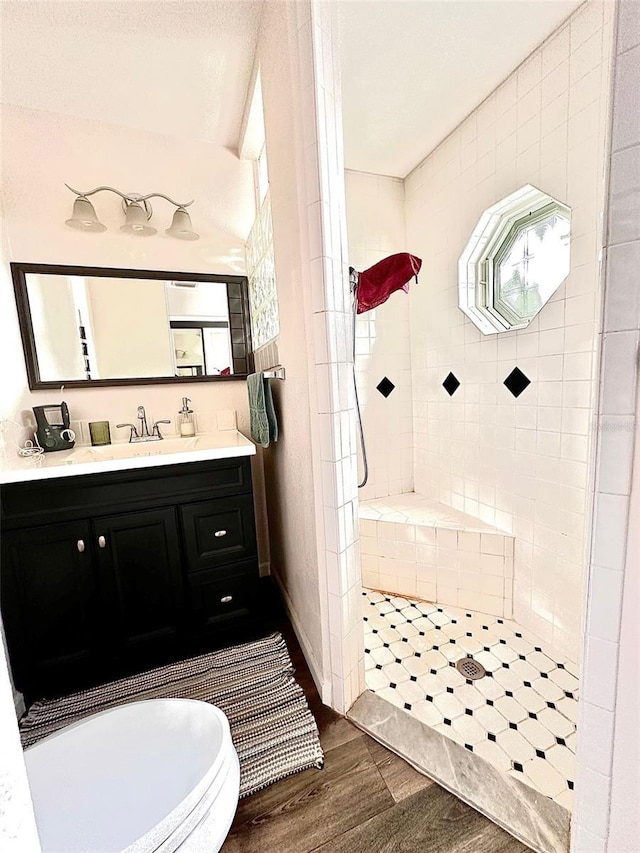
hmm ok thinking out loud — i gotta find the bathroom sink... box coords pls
[77,437,200,461]
[0,431,255,484]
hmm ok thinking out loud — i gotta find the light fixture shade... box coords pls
[166,207,199,241]
[120,202,156,236]
[65,196,106,233]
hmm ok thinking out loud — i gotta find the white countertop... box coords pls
[0,431,256,485]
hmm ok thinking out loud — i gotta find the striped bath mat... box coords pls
[19,632,324,798]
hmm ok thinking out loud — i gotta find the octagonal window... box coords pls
[459,186,571,334]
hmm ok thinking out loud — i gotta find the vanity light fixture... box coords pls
[64,184,199,240]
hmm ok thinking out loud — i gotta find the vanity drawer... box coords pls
[180,496,257,571]
[187,564,257,632]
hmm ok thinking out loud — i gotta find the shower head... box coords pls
[352,252,422,314]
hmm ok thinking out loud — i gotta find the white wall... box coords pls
[345,170,413,499]
[573,1,640,847]
[256,1,325,686]
[404,0,614,661]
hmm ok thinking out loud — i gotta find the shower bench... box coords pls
[359,493,514,617]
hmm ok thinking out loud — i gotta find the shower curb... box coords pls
[347,690,570,853]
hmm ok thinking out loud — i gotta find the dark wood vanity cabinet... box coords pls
[0,457,260,701]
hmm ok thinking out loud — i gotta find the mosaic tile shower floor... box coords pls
[362,588,578,810]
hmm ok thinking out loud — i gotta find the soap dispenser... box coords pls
[178,397,196,437]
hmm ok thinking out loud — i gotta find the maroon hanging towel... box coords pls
[355,252,422,314]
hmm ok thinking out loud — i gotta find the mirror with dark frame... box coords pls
[11,263,253,390]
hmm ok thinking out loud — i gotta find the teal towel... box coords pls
[247,372,278,448]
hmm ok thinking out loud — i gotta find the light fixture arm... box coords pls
[64,184,194,208]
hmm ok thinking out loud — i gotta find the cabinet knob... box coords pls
[77,539,85,553]
[220,595,233,603]
[98,535,106,549]
[214,530,227,538]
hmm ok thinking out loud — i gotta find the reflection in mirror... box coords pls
[12,264,252,388]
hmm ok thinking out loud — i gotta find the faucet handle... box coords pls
[116,423,140,442]
[152,420,172,439]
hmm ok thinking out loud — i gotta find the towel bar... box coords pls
[262,365,286,380]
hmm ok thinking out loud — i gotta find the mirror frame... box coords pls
[11,262,254,390]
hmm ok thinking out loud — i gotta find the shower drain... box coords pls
[455,657,487,680]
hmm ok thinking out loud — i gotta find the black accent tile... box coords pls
[419,631,426,637]
[444,718,452,726]
[502,663,510,669]
[509,722,518,730]
[483,646,491,652]
[415,653,421,658]
[568,780,574,790]
[556,737,566,746]
[499,639,507,645]
[557,663,565,669]
[524,681,532,687]
[534,646,542,652]
[364,648,370,654]
[505,691,513,697]
[376,377,395,398]
[519,654,526,660]
[372,629,378,634]
[565,691,574,699]
[404,703,412,711]
[430,669,437,675]
[465,744,474,752]
[375,664,382,670]
[410,675,417,682]
[504,367,531,398]
[536,749,546,759]
[465,708,473,716]
[548,702,556,709]
[466,632,472,637]
[515,632,522,638]
[426,695,434,702]
[446,687,454,694]
[383,643,390,648]
[466,679,473,685]
[529,712,537,720]
[442,372,461,396]
[541,672,549,679]
[486,699,494,706]
[513,762,524,772]
[497,619,504,624]
[390,682,397,689]
[395,658,402,664]
[488,733,497,742]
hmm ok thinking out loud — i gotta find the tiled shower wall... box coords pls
[404,0,614,662]
[345,171,413,499]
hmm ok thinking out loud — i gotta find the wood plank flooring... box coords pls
[222,624,533,853]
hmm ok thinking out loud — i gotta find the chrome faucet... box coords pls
[116,407,172,443]
[137,406,151,439]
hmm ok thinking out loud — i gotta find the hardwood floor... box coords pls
[222,623,533,853]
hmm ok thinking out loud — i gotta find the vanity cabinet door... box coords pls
[92,508,184,666]
[0,521,100,697]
